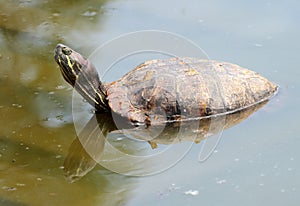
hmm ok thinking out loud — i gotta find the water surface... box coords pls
[0,0,299,205]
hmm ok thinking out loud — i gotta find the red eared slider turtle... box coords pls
[54,44,278,126]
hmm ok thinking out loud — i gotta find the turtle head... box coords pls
[54,44,109,112]
[55,44,91,86]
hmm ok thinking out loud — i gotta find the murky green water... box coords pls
[1,0,299,206]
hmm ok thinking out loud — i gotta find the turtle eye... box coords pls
[62,47,72,55]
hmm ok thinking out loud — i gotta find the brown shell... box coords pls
[107,58,278,125]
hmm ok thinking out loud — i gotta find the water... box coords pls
[0,0,299,205]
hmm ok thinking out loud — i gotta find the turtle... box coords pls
[54,44,278,126]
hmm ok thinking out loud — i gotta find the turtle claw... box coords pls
[148,141,158,149]
[144,114,151,127]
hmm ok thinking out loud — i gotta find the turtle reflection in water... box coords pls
[64,101,267,182]
[54,44,278,181]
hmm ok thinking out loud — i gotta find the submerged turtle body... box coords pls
[54,44,278,125]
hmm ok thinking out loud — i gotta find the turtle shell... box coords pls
[106,58,277,125]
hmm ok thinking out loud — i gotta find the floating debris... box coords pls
[55,115,64,121]
[216,179,227,184]
[169,183,180,191]
[254,43,263,47]
[52,12,60,17]
[234,158,240,162]
[197,19,204,23]
[184,190,199,196]
[12,103,23,108]
[55,85,66,90]
[55,155,62,159]
[36,177,42,181]
[16,183,26,187]
[2,186,17,192]
[81,8,98,17]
